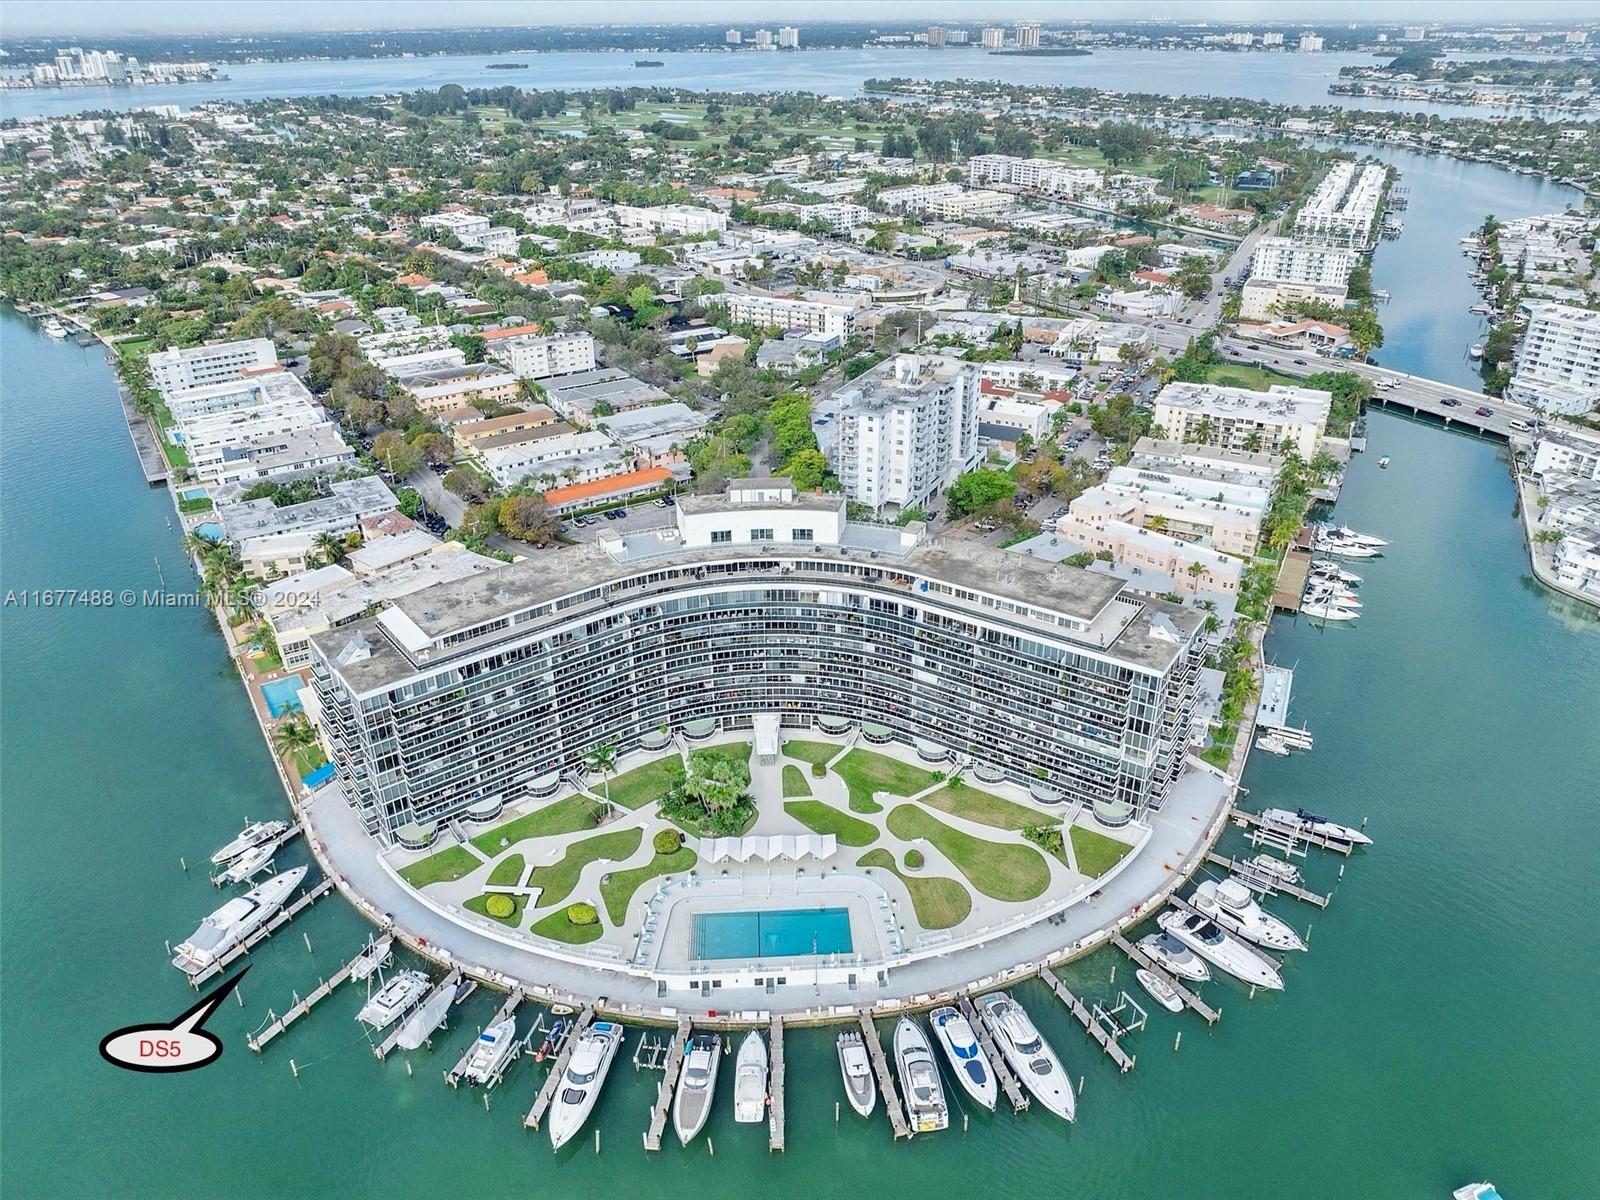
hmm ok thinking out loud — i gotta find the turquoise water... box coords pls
[260,677,305,717]
[694,908,854,960]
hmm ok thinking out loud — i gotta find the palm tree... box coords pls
[584,739,619,820]
[313,531,348,565]
[271,714,317,763]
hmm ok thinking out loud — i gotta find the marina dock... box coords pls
[186,876,333,987]
[445,989,524,1088]
[116,387,169,485]
[1039,966,1135,1073]
[1166,895,1284,982]
[960,995,1028,1112]
[524,1006,595,1130]
[1234,809,1355,855]
[247,938,381,1053]
[1205,852,1330,907]
[1111,935,1221,1024]
[1272,547,1313,614]
[856,1010,912,1139]
[373,969,460,1060]
[768,1015,786,1152]
[641,1018,691,1152]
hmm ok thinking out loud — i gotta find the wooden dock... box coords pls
[856,1010,911,1140]
[768,1015,786,1152]
[1234,809,1355,855]
[1272,547,1313,613]
[247,939,380,1053]
[186,877,332,987]
[642,1018,692,1152]
[1205,852,1330,907]
[1111,934,1221,1024]
[960,996,1028,1112]
[1039,966,1135,1073]
[445,989,523,1087]
[374,970,460,1060]
[524,1006,595,1130]
[117,387,170,485]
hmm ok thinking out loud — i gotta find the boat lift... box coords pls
[632,1027,672,1071]
[1092,992,1148,1040]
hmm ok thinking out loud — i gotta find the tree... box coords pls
[411,431,455,466]
[313,531,348,565]
[271,714,318,761]
[443,465,490,502]
[450,332,487,363]
[784,448,828,490]
[372,430,424,480]
[946,468,1017,517]
[584,739,619,819]
[497,493,560,544]
[1173,256,1212,300]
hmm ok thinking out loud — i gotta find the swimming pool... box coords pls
[259,677,304,717]
[692,908,853,961]
[193,522,223,542]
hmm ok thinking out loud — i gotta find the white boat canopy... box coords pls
[702,834,838,863]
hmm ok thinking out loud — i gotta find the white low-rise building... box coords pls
[1153,381,1333,460]
[479,429,624,488]
[614,203,728,236]
[724,291,866,339]
[1532,427,1600,482]
[149,337,277,393]
[484,331,597,380]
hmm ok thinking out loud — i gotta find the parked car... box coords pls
[654,498,667,508]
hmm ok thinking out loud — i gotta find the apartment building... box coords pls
[613,203,728,236]
[1153,381,1332,460]
[1532,427,1600,482]
[419,210,519,254]
[724,291,866,339]
[876,182,1013,221]
[1505,302,1600,416]
[967,154,1102,198]
[1242,234,1359,319]
[403,364,522,413]
[1294,161,1386,247]
[833,354,982,511]
[1055,508,1245,599]
[149,337,276,393]
[1069,479,1265,557]
[478,429,625,488]
[483,330,597,380]
[451,407,564,455]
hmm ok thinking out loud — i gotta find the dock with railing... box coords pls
[247,938,387,1053]
[768,1015,786,1152]
[1204,852,1330,907]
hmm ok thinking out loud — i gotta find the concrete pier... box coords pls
[247,938,377,1053]
[768,1015,786,1152]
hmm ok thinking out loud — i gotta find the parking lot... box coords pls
[559,496,678,544]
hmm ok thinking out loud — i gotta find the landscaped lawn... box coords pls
[917,785,1056,832]
[1203,362,1302,393]
[600,845,696,925]
[603,756,683,810]
[527,827,642,909]
[1070,825,1134,878]
[486,852,526,888]
[704,740,752,762]
[530,907,603,945]
[291,745,328,777]
[470,793,603,855]
[783,800,878,847]
[834,749,941,814]
[781,739,840,767]
[858,849,972,930]
[781,765,811,797]
[464,892,525,927]
[398,845,480,889]
[886,805,1050,903]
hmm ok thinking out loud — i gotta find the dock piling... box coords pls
[642,1017,691,1152]
[1174,1031,1182,1052]
[1039,966,1135,1073]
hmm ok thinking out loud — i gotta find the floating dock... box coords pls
[373,969,460,1060]
[1204,852,1330,908]
[1234,809,1356,855]
[445,989,524,1088]
[856,1010,911,1139]
[641,1018,692,1152]
[1038,966,1135,1072]
[960,995,1028,1112]
[1110,934,1221,1024]
[524,1006,595,1130]
[186,876,333,987]
[247,938,385,1053]
[768,1015,786,1152]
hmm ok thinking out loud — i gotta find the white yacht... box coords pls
[979,993,1075,1122]
[1135,968,1184,1013]
[172,865,306,976]
[836,1031,877,1118]
[1255,733,1291,756]
[1305,586,1362,608]
[1314,538,1380,560]
[1157,909,1284,991]
[461,1018,518,1086]
[893,1018,949,1132]
[1137,931,1211,982]
[1310,561,1362,586]
[548,1021,623,1150]
[42,317,67,338]
[1244,854,1302,887]
[1378,455,1391,468]
[356,969,431,1030]
[210,818,291,866]
[732,1030,768,1124]
[395,981,454,1050]
[929,1006,997,1111]
[1261,807,1372,846]
[212,840,276,885]
[349,934,393,982]
[672,1033,722,1146]
[1193,878,1307,952]
[1302,601,1360,622]
[1322,524,1388,547]
[1468,343,1485,360]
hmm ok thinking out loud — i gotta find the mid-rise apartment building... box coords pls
[613,204,728,236]
[1153,381,1332,460]
[149,337,277,393]
[967,155,1102,198]
[723,292,865,339]
[1294,161,1386,247]
[876,182,1013,221]
[1505,302,1600,416]
[483,331,597,381]
[834,354,982,511]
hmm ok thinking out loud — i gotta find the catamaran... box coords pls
[1192,878,1307,952]
[1137,931,1211,982]
[835,1031,877,1118]
[672,1033,722,1146]
[929,1006,997,1111]
[733,1030,768,1123]
[979,992,1075,1121]
[349,934,393,982]
[209,818,291,866]
[1157,909,1284,991]
[548,1021,623,1150]
[893,1018,949,1132]
[461,1018,518,1086]
[356,969,430,1030]
[172,865,306,976]
[395,981,454,1050]
[1135,968,1184,1013]
[1260,806,1372,846]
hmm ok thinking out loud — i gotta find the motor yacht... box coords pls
[1305,586,1362,608]
[1301,601,1360,621]
[1321,524,1388,547]
[349,934,393,982]
[836,1031,877,1118]
[893,1018,949,1132]
[978,993,1075,1122]
[1135,968,1184,1013]
[1261,807,1372,845]
[1137,931,1211,982]
[673,1033,722,1146]
[1243,854,1302,886]
[548,1021,623,1150]
[1157,909,1284,991]
[733,1030,768,1123]
[42,317,67,338]
[1193,878,1307,951]
[212,840,276,886]
[395,981,454,1050]
[929,1006,997,1111]
[461,1018,518,1086]
[356,969,431,1030]
[1313,539,1380,559]
[172,866,306,976]
[1310,561,1362,586]
[210,819,291,866]
[1255,733,1291,756]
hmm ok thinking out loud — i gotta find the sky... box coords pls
[3,0,1597,39]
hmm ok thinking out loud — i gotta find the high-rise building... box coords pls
[927,26,947,48]
[981,26,1006,49]
[725,28,742,45]
[753,28,774,49]
[777,26,799,49]
[1506,303,1600,416]
[1403,25,1426,41]
[1298,33,1324,52]
[1261,31,1285,47]
[1015,21,1041,50]
[946,29,969,45]
[834,354,982,512]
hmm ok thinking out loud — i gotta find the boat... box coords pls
[395,981,453,1050]
[1193,878,1307,952]
[1301,601,1360,622]
[461,1017,518,1085]
[672,1033,722,1146]
[453,979,477,1005]
[210,818,291,866]
[1305,586,1361,608]
[1468,343,1485,360]
[548,1021,623,1150]
[212,840,276,885]
[535,1017,568,1062]
[835,1031,877,1118]
[1469,303,1492,315]
[1135,968,1184,1013]
[1453,1184,1505,1200]
[1320,524,1388,547]
[42,317,67,338]
[348,934,393,982]
[1261,806,1372,846]
[172,866,307,976]
[356,969,431,1030]
[1309,561,1362,586]
[1313,538,1380,559]
[929,1006,997,1111]
[1137,931,1211,982]
[1244,854,1302,886]
[1157,909,1284,991]
[978,993,1075,1121]
[892,1018,949,1132]
[1255,733,1291,756]
[733,1030,768,1123]
[634,59,664,68]
[1378,455,1391,468]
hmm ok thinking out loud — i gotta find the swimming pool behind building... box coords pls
[692,907,853,961]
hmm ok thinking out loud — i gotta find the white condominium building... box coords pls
[1015,21,1041,49]
[1532,427,1600,482]
[724,292,865,339]
[967,154,1101,198]
[479,429,623,488]
[1505,302,1600,416]
[149,338,277,394]
[981,26,1006,49]
[834,354,982,511]
[613,204,728,236]
[484,331,597,380]
[418,211,519,254]
[163,369,308,423]
[1153,381,1333,460]
[1295,161,1387,247]
[1249,237,1358,288]
[876,182,1012,221]
[777,26,799,48]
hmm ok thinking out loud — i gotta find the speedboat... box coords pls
[349,934,393,982]
[1135,968,1184,1013]
[1157,909,1284,991]
[1244,854,1302,886]
[1193,878,1307,952]
[978,992,1075,1122]
[1453,1184,1505,1200]
[836,1031,877,1118]
[1378,455,1391,468]
[893,1018,949,1132]
[212,840,276,885]
[210,818,291,866]
[42,317,67,338]
[1310,561,1361,586]
[929,1006,997,1111]
[1137,931,1211,982]
[535,1018,568,1062]
[356,969,431,1030]
[395,980,454,1050]
[733,1030,768,1123]
[673,1033,722,1146]
[462,1018,518,1086]
[1301,601,1360,621]
[1305,586,1361,608]
[1468,344,1484,360]
[1255,733,1291,756]
[1322,524,1388,547]
[1314,539,1379,559]
[1261,806,1372,846]
[172,866,306,976]
[548,1021,623,1150]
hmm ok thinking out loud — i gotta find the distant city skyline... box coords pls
[5,0,1599,40]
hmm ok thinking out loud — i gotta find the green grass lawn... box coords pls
[603,756,683,810]
[290,745,327,777]
[600,845,696,925]
[398,845,480,889]
[528,827,642,909]
[857,849,971,930]
[530,907,603,945]
[781,739,840,767]
[783,800,878,847]
[704,740,752,762]
[464,892,525,926]
[1203,362,1303,392]
[486,852,526,888]
[886,805,1050,903]
[917,785,1056,832]
[470,793,603,855]
[1070,825,1135,878]
[781,765,811,797]
[115,337,156,360]
[834,749,941,814]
